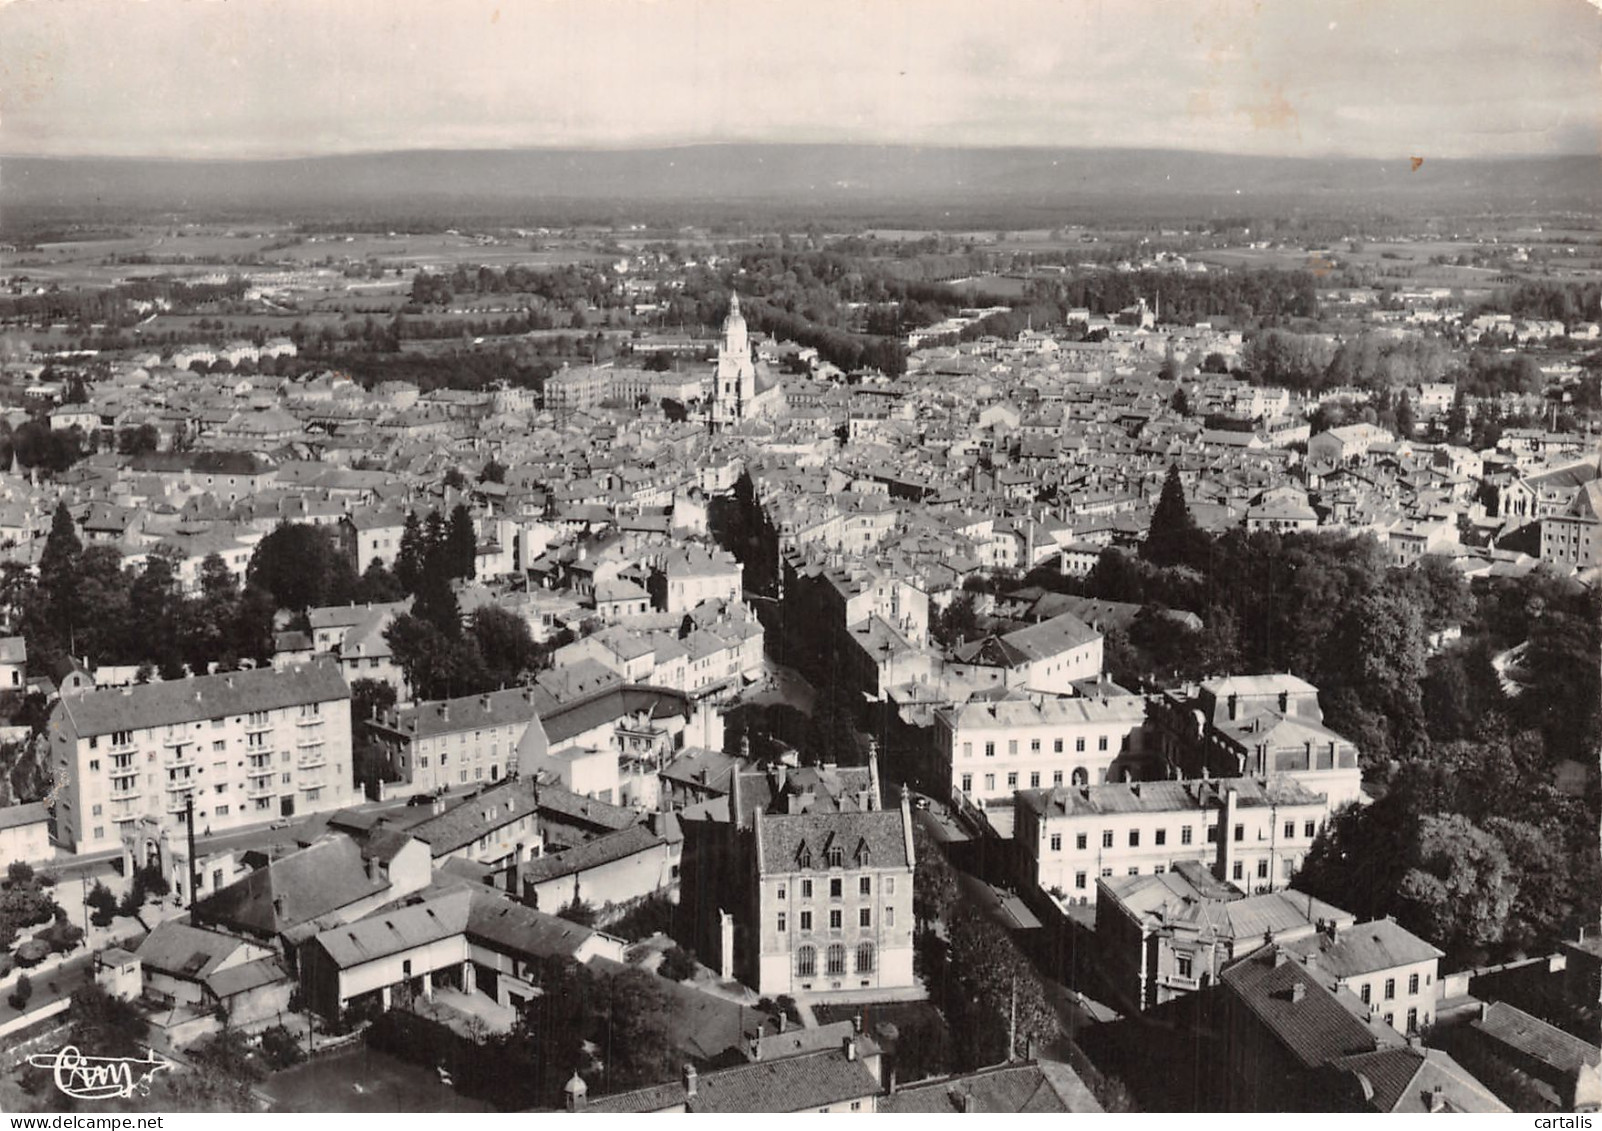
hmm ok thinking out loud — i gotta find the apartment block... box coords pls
[50,660,355,854]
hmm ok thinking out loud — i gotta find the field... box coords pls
[261,1045,492,1113]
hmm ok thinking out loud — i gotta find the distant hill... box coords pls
[3,145,1597,226]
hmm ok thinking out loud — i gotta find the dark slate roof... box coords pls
[1221,948,1386,1069]
[135,921,252,980]
[879,1062,1073,1113]
[536,784,638,834]
[311,890,471,969]
[1471,1001,1602,1075]
[205,955,290,998]
[464,889,599,960]
[540,683,693,747]
[756,806,912,874]
[0,801,48,832]
[1278,917,1443,979]
[195,836,387,937]
[585,1046,880,1113]
[520,821,672,885]
[58,659,348,738]
[1331,1047,1510,1113]
[404,779,540,856]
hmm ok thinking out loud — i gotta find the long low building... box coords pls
[1015,775,1333,906]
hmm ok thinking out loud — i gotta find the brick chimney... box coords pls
[1214,787,1239,885]
[682,1064,698,1098]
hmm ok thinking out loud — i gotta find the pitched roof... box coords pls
[1017,775,1326,821]
[519,821,668,884]
[585,1046,880,1113]
[1278,917,1443,978]
[205,955,290,998]
[1221,948,1387,1069]
[135,921,252,980]
[463,889,601,961]
[402,778,540,856]
[1471,1001,1602,1075]
[0,801,49,832]
[879,1062,1075,1113]
[311,889,471,969]
[58,659,348,738]
[195,835,387,937]
[756,805,912,875]
[1332,1047,1510,1113]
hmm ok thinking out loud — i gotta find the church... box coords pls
[706,293,782,430]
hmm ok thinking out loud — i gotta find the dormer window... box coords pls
[798,846,812,869]
[828,847,843,868]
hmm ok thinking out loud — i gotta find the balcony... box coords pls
[165,777,196,793]
[166,793,195,815]
[246,778,276,800]
[110,782,141,802]
[295,715,324,729]
[297,751,327,770]
[1159,972,1199,991]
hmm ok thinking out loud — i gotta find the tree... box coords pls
[395,512,425,594]
[930,592,981,649]
[443,466,468,492]
[1170,386,1192,416]
[942,905,1059,1068]
[9,973,32,1012]
[1201,351,1230,374]
[1396,814,1516,962]
[356,560,406,603]
[657,945,698,982]
[1394,391,1417,439]
[39,503,82,646]
[1143,465,1200,568]
[246,522,351,612]
[86,880,118,928]
[446,504,477,580]
[471,606,538,687]
[912,822,958,930]
[480,459,507,484]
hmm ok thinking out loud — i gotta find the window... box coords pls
[1206,825,1219,844]
[885,907,894,928]
[829,910,842,930]
[89,759,100,772]
[984,774,995,791]
[826,944,846,976]
[1053,738,1063,753]
[1284,821,1296,839]
[1256,859,1268,879]
[856,942,875,973]
[885,878,894,895]
[1408,973,1420,995]
[1052,770,1063,786]
[1233,824,1244,843]
[802,880,813,899]
[1154,864,1166,875]
[91,804,102,817]
[800,911,812,931]
[1007,740,1017,756]
[1128,830,1140,847]
[1127,866,1139,876]
[1097,736,1108,751]
[1177,955,1193,978]
[1075,737,1086,753]
[1076,833,1087,850]
[1231,861,1243,880]
[1384,978,1396,1000]
[962,742,972,759]
[1102,830,1114,849]
[777,912,787,933]
[797,946,816,977]
[859,908,871,928]
[1155,828,1167,846]
[1406,1007,1418,1033]
[1304,820,1316,838]
[1029,739,1040,753]
[93,826,103,840]
[1049,834,1062,851]
[961,774,972,792]
[984,742,995,758]
[1029,772,1040,788]
[859,877,871,896]
[1361,984,1371,1004]
[216,805,229,817]
[830,878,842,899]
[1006,772,1017,788]
[1384,1013,1394,1027]
[777,885,786,901]
[1181,826,1193,846]
[1074,872,1087,890]
[1101,867,1113,878]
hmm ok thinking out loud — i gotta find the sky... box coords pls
[1,0,1599,160]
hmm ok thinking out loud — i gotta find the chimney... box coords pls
[843,1035,857,1062]
[366,853,381,882]
[778,1011,787,1034]
[439,702,450,722]
[682,1064,698,1098]
[1290,983,1306,1003]
[1214,787,1239,885]
[1427,1085,1446,1113]
[272,895,286,919]
[950,1089,971,1113]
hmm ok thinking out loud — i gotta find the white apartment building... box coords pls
[50,660,355,854]
[652,546,743,614]
[1015,776,1332,905]
[367,687,546,796]
[1279,917,1445,1036]
[934,693,1148,806]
